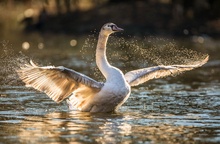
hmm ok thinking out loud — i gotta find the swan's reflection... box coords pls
[96,115,132,143]
[14,111,217,144]
[16,111,133,143]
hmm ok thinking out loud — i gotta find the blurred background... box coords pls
[1,0,219,82]
[0,0,219,75]
[1,0,220,37]
[0,0,220,50]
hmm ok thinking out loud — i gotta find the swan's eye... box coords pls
[105,24,116,31]
[107,25,114,28]
[110,25,115,31]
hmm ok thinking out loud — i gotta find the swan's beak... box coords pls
[112,26,124,32]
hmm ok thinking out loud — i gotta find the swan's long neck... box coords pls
[96,33,112,79]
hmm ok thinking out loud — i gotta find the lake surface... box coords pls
[0,33,220,143]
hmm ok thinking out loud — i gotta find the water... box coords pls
[0,34,220,143]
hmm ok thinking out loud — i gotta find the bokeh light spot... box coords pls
[38,43,44,49]
[24,8,34,18]
[70,39,77,47]
[22,42,30,50]
[197,36,204,44]
[183,29,189,35]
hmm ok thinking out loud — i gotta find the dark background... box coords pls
[0,0,219,37]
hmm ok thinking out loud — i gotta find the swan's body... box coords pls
[17,23,209,112]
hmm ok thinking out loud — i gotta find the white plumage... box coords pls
[17,23,209,112]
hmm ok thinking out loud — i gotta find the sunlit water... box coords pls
[0,34,220,143]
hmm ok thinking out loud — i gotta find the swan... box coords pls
[17,23,209,112]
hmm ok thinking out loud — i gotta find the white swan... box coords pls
[17,23,209,112]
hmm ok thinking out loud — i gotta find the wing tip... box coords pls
[199,55,209,66]
[204,55,209,63]
[30,60,38,67]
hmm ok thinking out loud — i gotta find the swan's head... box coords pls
[101,23,123,36]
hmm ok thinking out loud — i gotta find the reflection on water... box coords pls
[0,34,220,143]
[0,93,220,144]
[0,74,219,143]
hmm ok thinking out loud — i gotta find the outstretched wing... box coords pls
[17,60,104,103]
[125,56,209,87]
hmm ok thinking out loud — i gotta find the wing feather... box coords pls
[17,61,103,103]
[125,56,209,86]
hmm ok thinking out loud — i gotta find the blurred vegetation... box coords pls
[0,0,220,37]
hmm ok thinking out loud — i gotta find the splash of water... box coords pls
[80,34,103,80]
[0,41,29,85]
[80,35,208,81]
[139,37,208,66]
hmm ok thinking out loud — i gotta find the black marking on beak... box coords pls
[112,25,124,32]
